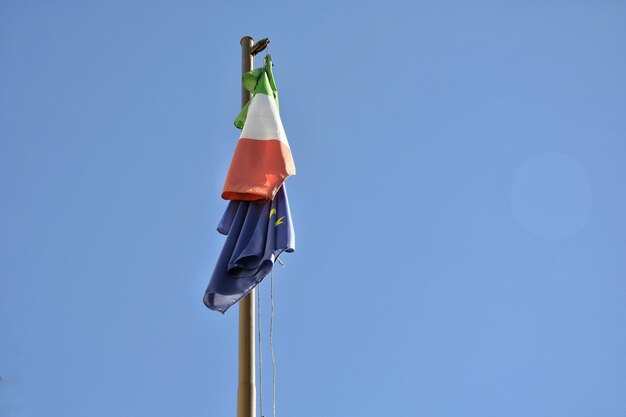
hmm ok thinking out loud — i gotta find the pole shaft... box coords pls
[237,35,256,417]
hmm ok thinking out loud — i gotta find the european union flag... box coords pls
[204,185,295,313]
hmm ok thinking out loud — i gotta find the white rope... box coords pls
[259,258,282,417]
[270,269,277,417]
[257,286,264,417]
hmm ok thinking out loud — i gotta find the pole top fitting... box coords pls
[240,36,254,46]
[250,38,270,56]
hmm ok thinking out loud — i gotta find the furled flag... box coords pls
[204,55,296,313]
[222,55,296,202]
[204,185,295,313]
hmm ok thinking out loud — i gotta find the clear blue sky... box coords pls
[1,1,625,416]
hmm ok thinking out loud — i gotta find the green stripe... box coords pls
[234,55,279,129]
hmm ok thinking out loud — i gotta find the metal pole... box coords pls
[237,35,255,417]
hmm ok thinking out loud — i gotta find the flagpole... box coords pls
[238,35,256,417]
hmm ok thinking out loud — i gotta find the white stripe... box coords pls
[240,93,289,145]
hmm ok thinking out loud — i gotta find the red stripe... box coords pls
[222,138,295,202]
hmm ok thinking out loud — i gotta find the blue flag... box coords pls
[204,185,295,313]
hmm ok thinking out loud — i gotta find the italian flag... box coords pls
[222,56,296,202]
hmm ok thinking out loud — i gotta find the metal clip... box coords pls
[250,38,270,56]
